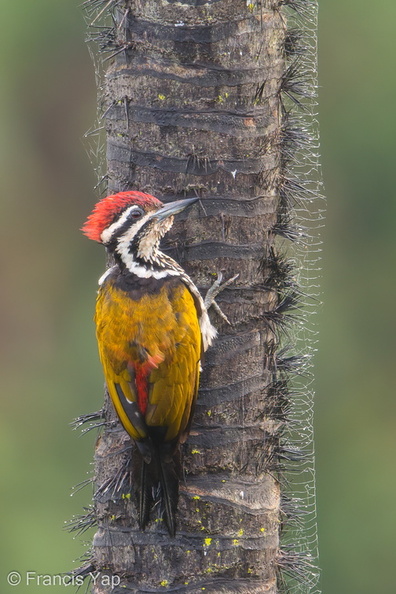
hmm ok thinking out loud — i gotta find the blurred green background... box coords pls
[0,1,394,593]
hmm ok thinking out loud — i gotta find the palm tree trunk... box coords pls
[75,1,320,592]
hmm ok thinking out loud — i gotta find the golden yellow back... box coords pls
[95,273,202,445]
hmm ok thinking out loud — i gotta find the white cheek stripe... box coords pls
[114,213,154,263]
[101,206,150,244]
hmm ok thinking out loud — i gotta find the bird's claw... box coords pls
[204,272,239,325]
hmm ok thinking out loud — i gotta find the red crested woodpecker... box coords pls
[82,191,216,535]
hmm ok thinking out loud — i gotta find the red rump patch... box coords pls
[134,353,163,415]
[81,191,163,242]
[135,367,149,415]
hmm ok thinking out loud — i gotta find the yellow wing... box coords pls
[95,275,202,445]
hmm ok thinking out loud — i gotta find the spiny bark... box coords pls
[78,1,316,592]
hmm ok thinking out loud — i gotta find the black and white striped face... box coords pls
[101,197,198,277]
[100,203,159,247]
[101,203,169,264]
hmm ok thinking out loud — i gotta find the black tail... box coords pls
[138,455,155,530]
[132,442,180,536]
[157,453,180,536]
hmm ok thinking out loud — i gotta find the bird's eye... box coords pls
[131,208,143,219]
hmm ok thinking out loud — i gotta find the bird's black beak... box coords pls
[152,197,199,222]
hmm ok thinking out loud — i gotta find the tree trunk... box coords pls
[75,1,320,592]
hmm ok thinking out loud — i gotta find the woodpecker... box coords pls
[82,191,216,535]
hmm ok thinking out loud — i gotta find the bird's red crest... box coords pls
[82,191,163,242]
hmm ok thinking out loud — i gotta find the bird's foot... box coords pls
[204,271,239,325]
